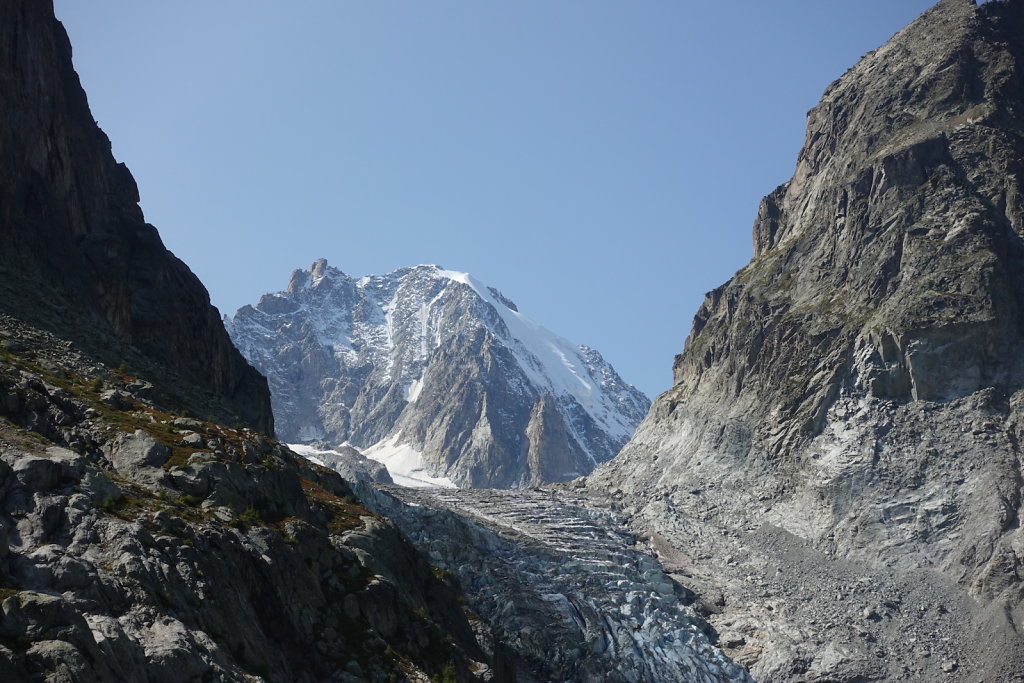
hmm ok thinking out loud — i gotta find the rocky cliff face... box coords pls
[0,0,273,434]
[590,0,1024,680]
[227,261,649,488]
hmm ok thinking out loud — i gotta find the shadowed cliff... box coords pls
[0,0,273,434]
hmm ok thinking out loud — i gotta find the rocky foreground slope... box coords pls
[228,261,649,488]
[0,319,497,681]
[589,0,1024,680]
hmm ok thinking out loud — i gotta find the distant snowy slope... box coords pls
[227,259,649,488]
[438,269,639,442]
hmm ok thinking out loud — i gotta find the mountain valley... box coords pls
[2,0,1024,681]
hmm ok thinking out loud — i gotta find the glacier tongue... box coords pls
[227,260,650,488]
[359,484,753,682]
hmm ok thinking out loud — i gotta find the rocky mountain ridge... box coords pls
[589,0,1024,680]
[227,260,649,488]
[14,0,1024,679]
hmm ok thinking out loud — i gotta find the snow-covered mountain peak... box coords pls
[227,259,650,488]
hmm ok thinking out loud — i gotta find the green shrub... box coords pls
[231,507,263,529]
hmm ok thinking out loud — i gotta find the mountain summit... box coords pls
[591,0,1024,679]
[228,260,649,488]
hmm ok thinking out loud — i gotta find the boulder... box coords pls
[107,430,170,485]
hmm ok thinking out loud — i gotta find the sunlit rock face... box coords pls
[590,1,1024,680]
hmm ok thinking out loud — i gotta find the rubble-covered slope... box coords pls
[0,0,272,434]
[590,0,1024,680]
[228,260,649,488]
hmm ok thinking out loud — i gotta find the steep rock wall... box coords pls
[591,1,1024,679]
[0,0,273,434]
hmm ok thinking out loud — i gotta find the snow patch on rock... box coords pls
[363,434,456,489]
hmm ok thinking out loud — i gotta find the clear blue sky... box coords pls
[54,0,937,398]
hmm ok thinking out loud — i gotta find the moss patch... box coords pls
[300,477,374,535]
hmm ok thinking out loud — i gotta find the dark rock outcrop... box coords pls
[0,0,273,434]
[591,0,1024,680]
